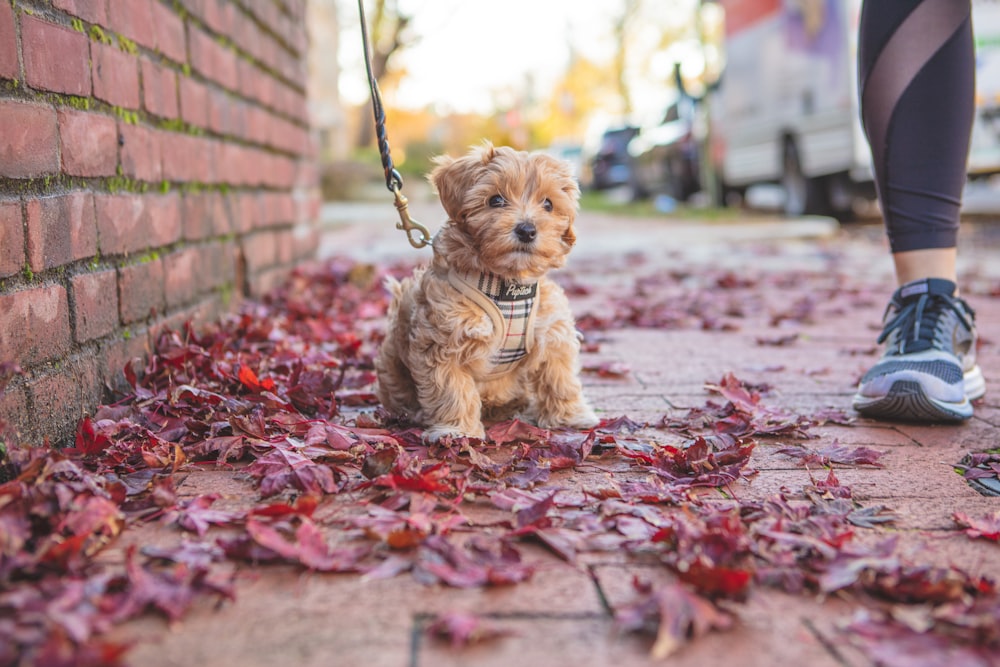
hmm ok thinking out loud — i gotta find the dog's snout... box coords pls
[514,221,537,243]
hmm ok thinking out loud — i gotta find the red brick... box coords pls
[266,155,296,188]
[59,109,118,177]
[208,90,246,136]
[237,59,262,103]
[190,27,237,90]
[118,258,165,323]
[0,3,16,80]
[246,106,269,145]
[0,201,24,278]
[95,194,145,256]
[142,59,179,119]
[241,232,277,272]
[53,0,108,25]
[182,192,232,241]
[21,16,91,95]
[217,143,245,186]
[152,1,187,63]
[26,193,97,271]
[102,333,151,395]
[0,381,29,445]
[145,194,183,247]
[92,42,141,108]
[95,193,180,256]
[0,285,71,366]
[179,76,209,128]
[66,192,98,260]
[119,123,162,181]
[163,247,200,308]
[0,101,59,178]
[161,133,213,182]
[28,357,103,447]
[197,243,235,295]
[106,0,156,51]
[71,269,119,342]
[235,193,262,233]
[26,198,70,272]
[201,0,235,36]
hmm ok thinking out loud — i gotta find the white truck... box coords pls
[713,0,1000,218]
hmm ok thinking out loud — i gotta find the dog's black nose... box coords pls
[514,221,536,243]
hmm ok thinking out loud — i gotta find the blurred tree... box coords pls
[357,0,416,148]
[535,52,620,145]
[612,0,641,116]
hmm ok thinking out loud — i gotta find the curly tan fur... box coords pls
[374,142,598,442]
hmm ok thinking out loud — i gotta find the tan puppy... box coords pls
[375,142,598,442]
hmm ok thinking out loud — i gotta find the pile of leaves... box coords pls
[1,257,998,666]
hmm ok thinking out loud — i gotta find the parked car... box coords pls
[589,126,639,190]
[626,97,702,203]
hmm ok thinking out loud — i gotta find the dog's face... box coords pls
[430,143,579,280]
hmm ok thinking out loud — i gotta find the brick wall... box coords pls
[0,0,321,446]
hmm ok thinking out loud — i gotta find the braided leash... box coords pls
[357,0,432,249]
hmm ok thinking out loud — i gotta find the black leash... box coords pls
[357,0,432,249]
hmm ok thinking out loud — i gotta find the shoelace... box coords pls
[877,292,974,354]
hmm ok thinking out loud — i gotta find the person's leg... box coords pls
[892,247,956,286]
[853,0,985,421]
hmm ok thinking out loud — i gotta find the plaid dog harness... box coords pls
[448,270,539,372]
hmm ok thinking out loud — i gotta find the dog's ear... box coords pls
[536,153,580,247]
[429,143,496,222]
[562,219,577,247]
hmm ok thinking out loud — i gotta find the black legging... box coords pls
[858,0,975,253]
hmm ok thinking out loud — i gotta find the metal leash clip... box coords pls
[391,181,432,249]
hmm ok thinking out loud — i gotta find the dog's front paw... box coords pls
[535,403,600,431]
[423,423,486,444]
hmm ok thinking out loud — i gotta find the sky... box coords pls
[339,0,698,116]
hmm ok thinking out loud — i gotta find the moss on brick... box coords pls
[117,35,138,56]
[88,25,112,45]
[105,176,149,195]
[113,107,139,125]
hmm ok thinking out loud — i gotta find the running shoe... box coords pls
[853,277,985,422]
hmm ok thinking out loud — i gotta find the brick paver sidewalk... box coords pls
[104,206,1000,666]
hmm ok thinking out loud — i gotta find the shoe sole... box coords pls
[853,379,973,422]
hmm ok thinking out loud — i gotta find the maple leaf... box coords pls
[163,494,244,536]
[777,442,885,468]
[486,419,550,445]
[704,373,761,412]
[952,511,1000,542]
[245,445,342,497]
[597,415,647,433]
[426,611,514,649]
[581,360,631,378]
[113,546,233,623]
[413,535,533,588]
[352,498,466,549]
[242,515,369,572]
[238,364,277,394]
[847,614,1000,667]
[615,577,734,659]
[73,416,113,456]
[367,457,466,497]
[142,541,226,570]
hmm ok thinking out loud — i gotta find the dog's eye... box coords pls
[541,198,553,212]
[488,194,507,208]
